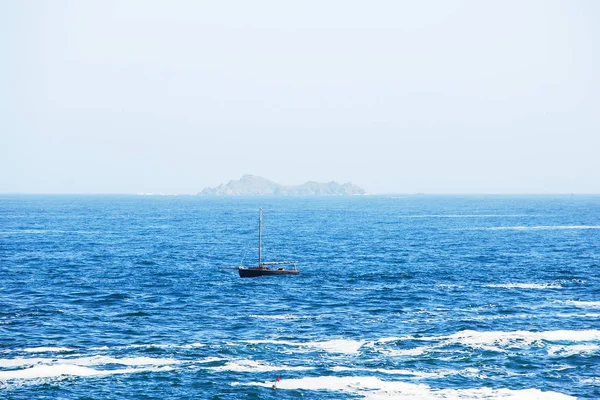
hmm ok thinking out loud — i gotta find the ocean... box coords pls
[1,195,599,399]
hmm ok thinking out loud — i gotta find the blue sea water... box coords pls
[1,195,599,399]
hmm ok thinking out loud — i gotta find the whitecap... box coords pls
[179,342,206,349]
[21,347,74,353]
[563,300,600,308]
[380,345,435,357]
[330,366,442,379]
[438,329,600,348]
[243,338,366,354]
[249,314,309,320]
[486,283,562,289]
[61,356,181,366]
[554,313,600,318]
[0,364,174,381]
[0,355,181,369]
[101,342,205,351]
[209,359,312,372]
[434,284,464,289]
[579,377,600,384]
[0,358,47,368]
[306,339,366,354]
[233,376,575,399]
[373,336,416,344]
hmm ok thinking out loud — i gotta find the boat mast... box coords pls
[258,208,262,267]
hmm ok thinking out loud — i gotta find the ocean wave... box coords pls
[21,347,74,353]
[244,330,600,359]
[209,359,312,372]
[485,283,562,289]
[562,300,600,308]
[249,314,315,321]
[579,377,600,384]
[547,344,600,357]
[2,343,206,354]
[0,355,182,369]
[330,366,484,379]
[367,330,600,358]
[378,345,435,357]
[233,376,575,399]
[243,338,366,354]
[554,313,600,319]
[91,342,205,351]
[0,364,174,381]
[441,329,600,345]
[434,284,464,289]
[373,336,416,344]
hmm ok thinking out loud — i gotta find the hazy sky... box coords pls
[1,0,599,194]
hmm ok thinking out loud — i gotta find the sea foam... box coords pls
[486,283,562,289]
[209,359,312,372]
[440,329,600,346]
[243,338,366,354]
[563,300,600,308]
[0,364,174,381]
[0,355,182,369]
[547,344,600,357]
[21,347,74,353]
[234,376,575,399]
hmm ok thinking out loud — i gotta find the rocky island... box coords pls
[199,175,365,196]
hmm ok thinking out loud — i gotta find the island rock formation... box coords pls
[199,175,365,196]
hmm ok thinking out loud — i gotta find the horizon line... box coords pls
[1,192,600,196]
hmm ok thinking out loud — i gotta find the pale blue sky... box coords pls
[1,0,599,194]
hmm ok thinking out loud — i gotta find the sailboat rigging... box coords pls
[238,208,300,278]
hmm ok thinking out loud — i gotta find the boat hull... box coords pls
[238,267,300,278]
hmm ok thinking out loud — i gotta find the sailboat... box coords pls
[238,208,300,278]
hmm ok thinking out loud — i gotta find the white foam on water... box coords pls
[126,343,176,349]
[434,284,464,289]
[90,346,110,351]
[555,313,600,318]
[373,336,416,344]
[0,358,47,368]
[438,329,600,348]
[63,356,181,366]
[486,283,562,289]
[380,345,435,357]
[330,366,444,379]
[563,300,600,308]
[0,355,182,369]
[233,376,575,399]
[579,377,600,384]
[93,342,205,351]
[209,359,312,372]
[306,339,366,354]
[0,364,174,381]
[179,342,206,349]
[195,356,224,363]
[346,330,600,358]
[249,314,311,320]
[243,338,366,354]
[547,344,600,357]
[21,347,74,353]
